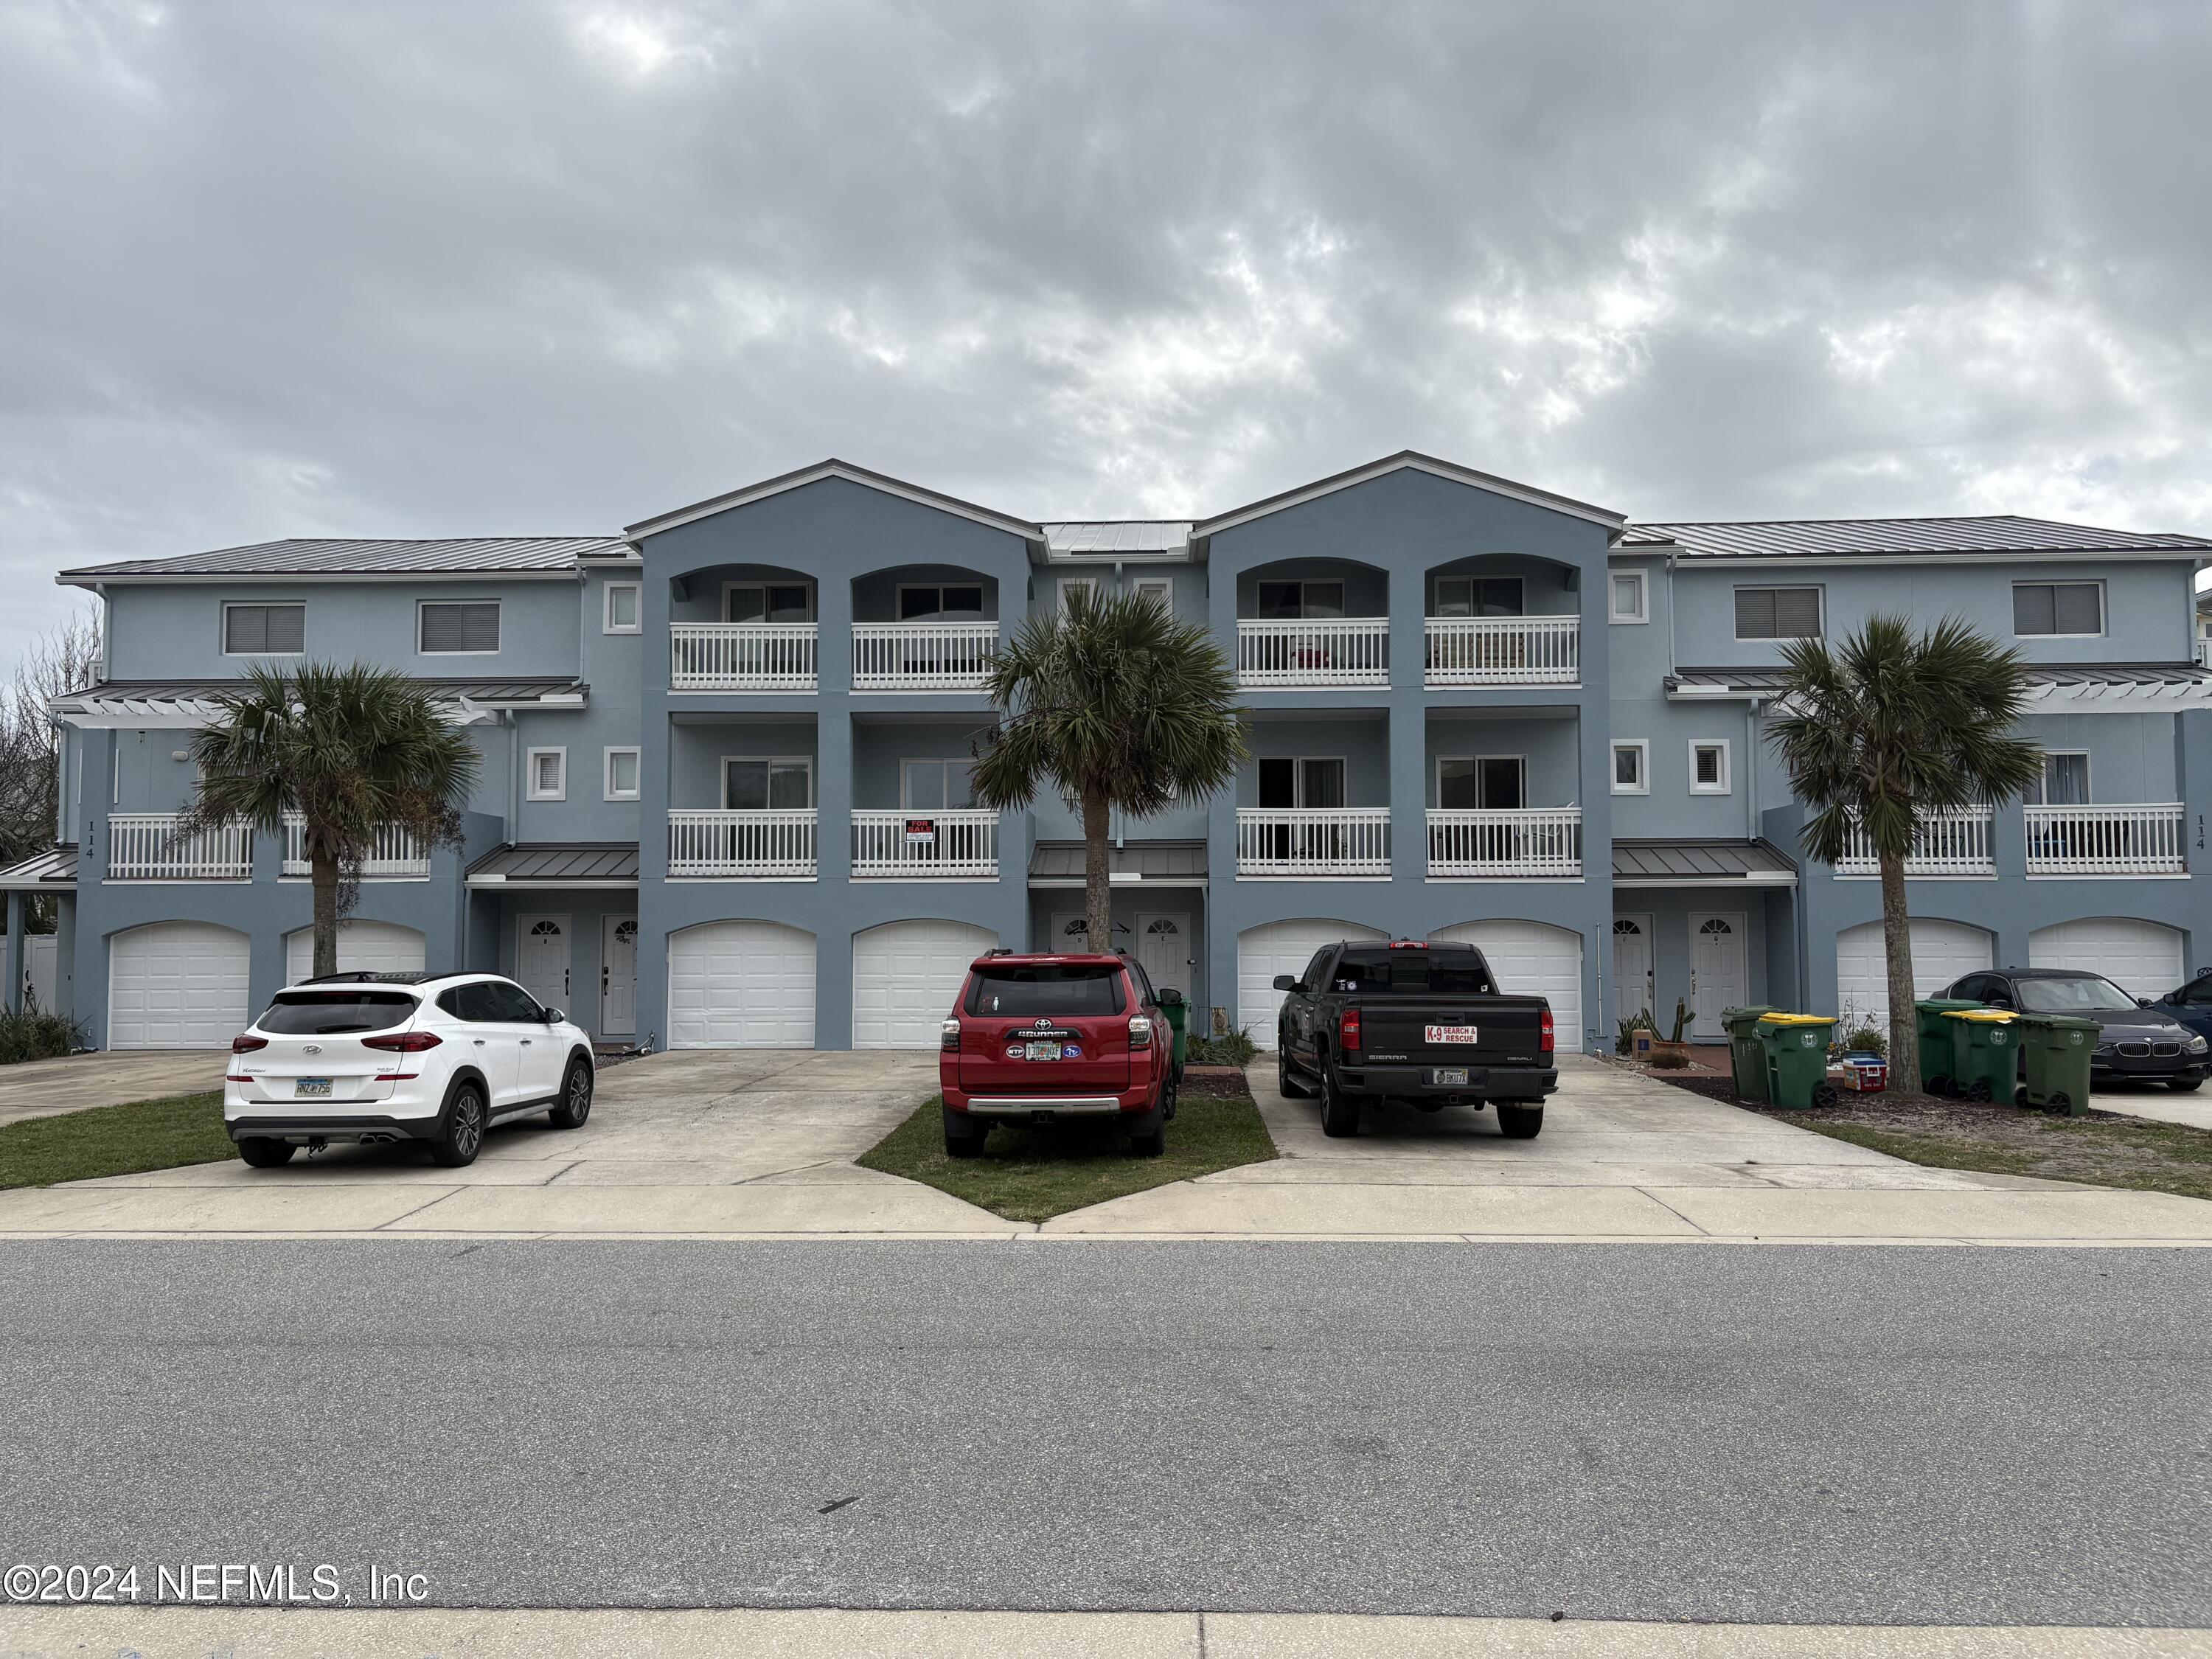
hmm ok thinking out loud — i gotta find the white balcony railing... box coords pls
[669,623,819,691]
[281,815,430,878]
[1837,807,1995,876]
[1236,807,1391,877]
[1236,618,1389,687]
[668,810,818,877]
[852,809,1000,877]
[1426,808,1583,877]
[852,622,997,691]
[2025,803,2187,876]
[106,814,252,881]
[1424,616,1581,686]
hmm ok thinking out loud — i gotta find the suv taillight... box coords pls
[1128,1015,1153,1049]
[941,1018,961,1052]
[1540,1009,1555,1053]
[231,1034,267,1053]
[362,1031,442,1053]
[1340,1007,1362,1052]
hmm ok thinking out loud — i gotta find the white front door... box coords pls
[1612,914,1654,1024]
[1048,911,1098,953]
[518,915,571,1015]
[1688,913,1745,1037]
[1137,914,1190,1000]
[600,915,638,1036]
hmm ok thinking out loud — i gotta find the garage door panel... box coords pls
[2028,919,2184,1001]
[1835,918,1992,1032]
[108,922,251,1049]
[668,922,816,1048]
[854,919,996,1048]
[285,920,427,985]
[1427,919,1585,1054]
[1237,919,1388,1048]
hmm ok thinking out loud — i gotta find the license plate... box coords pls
[1023,1043,1063,1062]
[1433,1068,1470,1087]
[1424,1025,1479,1044]
[294,1077,333,1099]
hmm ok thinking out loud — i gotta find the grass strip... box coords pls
[0,1091,232,1190]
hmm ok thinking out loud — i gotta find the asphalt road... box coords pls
[2,1240,2208,1626]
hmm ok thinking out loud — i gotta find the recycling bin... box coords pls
[1914,998,1983,1096]
[1942,1008,2020,1103]
[1720,1006,1778,1104]
[1159,993,1189,1073]
[1756,1013,1839,1109]
[2017,1012,2099,1116]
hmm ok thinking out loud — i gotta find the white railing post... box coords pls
[849,809,1000,877]
[2024,803,2186,876]
[1234,807,1391,876]
[1235,619,1390,687]
[850,622,998,691]
[281,814,429,877]
[667,810,819,877]
[1837,807,1996,876]
[1422,617,1581,686]
[1424,808,1583,877]
[669,623,820,690]
[105,814,253,880]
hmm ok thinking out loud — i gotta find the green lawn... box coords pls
[858,1072,1276,1222]
[0,1091,233,1190]
[1790,1113,2212,1203]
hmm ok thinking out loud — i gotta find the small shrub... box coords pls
[1841,1023,1888,1058]
[0,1005,81,1065]
[1647,1046,1690,1069]
[1187,1027,1259,1067]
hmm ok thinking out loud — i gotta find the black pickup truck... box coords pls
[1273,939,1558,1138]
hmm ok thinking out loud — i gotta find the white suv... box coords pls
[225,972,596,1169]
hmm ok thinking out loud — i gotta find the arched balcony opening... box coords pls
[1234,557,1390,689]
[1423,554,1581,687]
[849,564,1000,691]
[668,563,817,691]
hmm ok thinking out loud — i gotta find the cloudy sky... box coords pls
[3,0,2209,659]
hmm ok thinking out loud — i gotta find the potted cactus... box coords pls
[1647,998,1694,1068]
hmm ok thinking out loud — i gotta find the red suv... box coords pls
[939,951,1177,1159]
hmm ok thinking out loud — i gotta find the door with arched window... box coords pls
[518,914,571,1014]
[1612,914,1653,1024]
[1137,913,1189,1002]
[1689,913,1745,1034]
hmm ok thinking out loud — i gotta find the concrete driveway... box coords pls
[0,1048,224,1127]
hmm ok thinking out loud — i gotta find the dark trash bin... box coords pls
[1720,1006,1778,1103]
[1756,1013,1839,1109]
[2017,1012,2098,1116]
[1914,998,1983,1096]
[1943,1009,2020,1104]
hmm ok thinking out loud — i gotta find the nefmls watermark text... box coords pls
[3,1562,429,1604]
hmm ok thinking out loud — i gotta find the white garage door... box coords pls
[285,920,427,985]
[1238,918,1387,1048]
[1835,918,1993,1032]
[1428,919,1585,1054]
[853,919,997,1048]
[2029,918,2185,1001]
[667,921,816,1048]
[108,921,251,1049]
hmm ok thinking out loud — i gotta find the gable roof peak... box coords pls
[625,458,1043,543]
[1190,451,1625,538]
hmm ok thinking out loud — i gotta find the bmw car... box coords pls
[1939,967,2208,1093]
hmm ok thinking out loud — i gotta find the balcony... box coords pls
[667,810,818,877]
[1837,808,1994,877]
[282,815,429,878]
[852,622,997,692]
[2025,803,2186,876]
[1235,807,1391,877]
[670,623,818,691]
[1236,619,1388,688]
[106,814,251,881]
[852,809,999,877]
[1427,808,1582,877]
[1424,617,1579,686]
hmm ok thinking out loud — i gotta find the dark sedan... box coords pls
[2148,971,2212,1048]
[1939,967,2208,1093]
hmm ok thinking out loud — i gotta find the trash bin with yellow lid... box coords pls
[2017,1012,2099,1116]
[1719,1006,1778,1103]
[1941,1008,2020,1103]
[1913,998,1983,1096]
[1755,1013,1839,1110]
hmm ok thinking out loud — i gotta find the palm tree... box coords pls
[181,663,481,978]
[972,588,1247,953]
[1766,615,2042,1091]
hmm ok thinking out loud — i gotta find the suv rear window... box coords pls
[258,990,419,1035]
[1330,950,1495,995]
[966,964,1127,1018]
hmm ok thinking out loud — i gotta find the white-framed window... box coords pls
[2013,581,2103,638]
[1608,570,1648,625]
[1131,574,1173,610]
[1256,755,1346,808]
[1432,575,1523,618]
[1611,739,1650,795]
[725,582,813,623]
[2025,751,2090,805]
[897,582,987,620]
[1688,739,1731,795]
[900,757,978,810]
[603,747,641,800]
[1733,585,1823,641]
[602,582,641,634]
[722,756,813,810]
[223,602,306,655]
[1058,577,1100,614]
[526,747,566,801]
[420,599,501,654]
[1254,578,1346,619]
[1436,754,1526,809]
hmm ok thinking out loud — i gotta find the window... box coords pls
[1057,577,1099,613]
[1436,755,1526,810]
[2024,752,2089,806]
[966,961,1126,1018]
[1331,947,1496,995]
[1255,579,1346,619]
[526,748,566,801]
[437,981,504,1022]
[1609,571,1648,624]
[1733,585,1823,640]
[1689,740,1731,795]
[1256,756,1345,808]
[897,583,986,621]
[2014,581,2102,637]
[604,747,641,801]
[723,757,812,810]
[900,757,976,810]
[726,582,813,623]
[257,990,417,1034]
[603,582,641,633]
[1433,576,1523,618]
[420,600,500,654]
[223,602,305,655]
[1611,740,1649,794]
[487,980,548,1022]
[1132,575,1173,610]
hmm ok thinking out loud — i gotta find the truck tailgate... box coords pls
[1358,998,1550,1065]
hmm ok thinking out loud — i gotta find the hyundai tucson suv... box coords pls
[939,951,1176,1158]
[1939,967,2209,1092]
[225,971,596,1168]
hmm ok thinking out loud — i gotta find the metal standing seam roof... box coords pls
[58,537,624,580]
[466,843,640,885]
[55,677,588,707]
[1627,515,2212,560]
[1613,838,1798,883]
[1040,522,1195,557]
[1668,662,2212,693]
[0,845,80,891]
[1028,840,1208,883]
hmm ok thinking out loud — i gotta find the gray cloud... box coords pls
[3,0,2208,658]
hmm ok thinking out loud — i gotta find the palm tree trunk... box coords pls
[1081,782,1112,956]
[1878,846,1919,1092]
[310,836,341,979]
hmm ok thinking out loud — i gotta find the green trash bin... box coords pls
[1720,1006,1778,1103]
[1158,991,1189,1075]
[1756,1013,1839,1109]
[1942,1009,2020,1103]
[2017,1012,2098,1116]
[1913,998,1983,1096]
